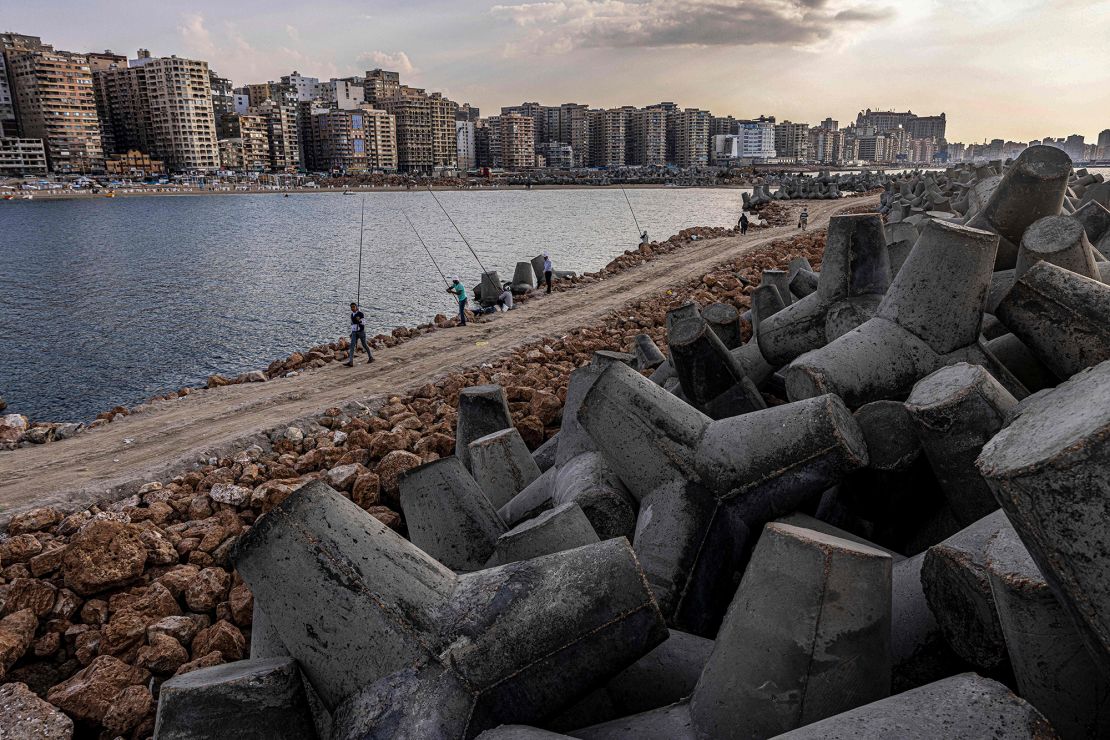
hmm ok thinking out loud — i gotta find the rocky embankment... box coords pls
[0,204,827,738]
[0,204,796,450]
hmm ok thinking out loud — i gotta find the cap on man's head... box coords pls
[543,252,549,257]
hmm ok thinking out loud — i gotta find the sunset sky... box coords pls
[7,0,1109,143]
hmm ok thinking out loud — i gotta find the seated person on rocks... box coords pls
[498,287,514,311]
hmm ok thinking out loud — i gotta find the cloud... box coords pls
[490,0,894,54]
[285,24,301,43]
[178,13,217,57]
[356,50,417,74]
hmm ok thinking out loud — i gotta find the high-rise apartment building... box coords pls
[627,107,666,166]
[0,136,47,175]
[645,102,680,163]
[1098,129,1110,159]
[7,46,104,173]
[363,69,400,105]
[487,112,534,169]
[558,103,590,167]
[322,79,364,110]
[671,108,711,167]
[1063,134,1086,161]
[86,50,128,155]
[739,120,777,160]
[209,70,235,139]
[774,121,810,161]
[0,33,51,137]
[305,105,396,173]
[808,125,843,164]
[456,119,476,170]
[537,141,573,169]
[376,82,457,174]
[223,113,270,171]
[251,99,300,172]
[588,108,626,167]
[280,71,325,102]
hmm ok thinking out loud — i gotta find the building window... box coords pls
[351,114,363,130]
[353,139,365,153]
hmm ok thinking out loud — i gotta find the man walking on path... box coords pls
[543,253,554,294]
[739,212,749,235]
[798,207,809,231]
[345,302,374,366]
[447,277,468,325]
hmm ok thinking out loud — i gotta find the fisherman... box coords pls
[543,253,554,294]
[344,302,374,366]
[447,277,468,326]
[640,229,650,246]
[739,212,750,235]
[798,207,809,231]
[497,286,514,311]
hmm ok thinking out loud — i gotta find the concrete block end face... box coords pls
[756,292,829,368]
[905,362,1014,422]
[853,400,921,471]
[154,658,316,740]
[691,522,892,737]
[1015,215,1099,280]
[819,214,891,302]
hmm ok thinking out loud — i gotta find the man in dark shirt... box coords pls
[345,302,374,366]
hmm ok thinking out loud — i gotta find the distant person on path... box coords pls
[543,253,554,294]
[447,277,468,325]
[497,286,514,311]
[345,302,373,366]
[739,212,749,235]
[798,208,809,231]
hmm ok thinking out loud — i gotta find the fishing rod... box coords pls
[619,184,643,238]
[426,185,489,273]
[356,195,366,304]
[402,209,449,286]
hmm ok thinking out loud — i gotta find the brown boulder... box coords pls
[0,682,73,740]
[101,684,153,734]
[227,583,253,627]
[46,655,149,723]
[0,609,37,679]
[173,650,223,676]
[1,534,43,563]
[136,632,189,674]
[326,462,367,492]
[367,430,413,458]
[413,432,455,458]
[191,620,246,661]
[62,520,148,596]
[147,614,209,645]
[2,578,57,618]
[183,567,231,613]
[6,508,63,536]
[366,506,402,530]
[28,546,65,577]
[529,391,563,425]
[376,450,422,495]
[515,416,546,450]
[101,583,181,656]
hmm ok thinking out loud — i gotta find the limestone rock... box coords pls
[46,655,149,723]
[61,520,148,596]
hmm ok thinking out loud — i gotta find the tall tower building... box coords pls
[672,108,711,167]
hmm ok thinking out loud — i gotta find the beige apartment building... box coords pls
[376,85,457,174]
[0,136,48,176]
[589,108,626,167]
[495,112,535,169]
[0,33,51,138]
[251,99,300,172]
[305,105,396,173]
[6,47,104,173]
[671,108,711,168]
[559,103,590,167]
[627,107,666,166]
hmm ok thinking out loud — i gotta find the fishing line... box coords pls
[402,209,450,287]
[356,195,366,304]
[619,184,643,237]
[426,185,488,273]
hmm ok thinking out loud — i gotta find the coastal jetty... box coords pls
[4,152,1110,737]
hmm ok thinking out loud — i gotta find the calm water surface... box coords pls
[1,188,749,421]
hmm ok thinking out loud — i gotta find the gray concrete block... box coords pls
[904,363,1016,526]
[985,332,1058,393]
[729,340,775,387]
[995,261,1110,380]
[479,727,575,739]
[485,502,599,567]
[513,261,536,290]
[399,456,507,572]
[470,427,542,509]
[531,433,559,473]
[557,365,604,467]
[767,673,1055,739]
[853,400,921,472]
[668,308,761,412]
[153,658,318,740]
[789,268,819,298]
[978,359,1110,675]
[552,452,637,541]
[571,702,694,740]
[966,144,1072,270]
[920,509,1014,672]
[1073,200,1110,256]
[777,512,905,561]
[1014,214,1100,281]
[456,385,514,470]
[986,527,1110,740]
[750,283,786,337]
[703,302,742,350]
[632,334,666,371]
[499,466,557,527]
[890,553,966,692]
[248,603,288,660]
[688,523,892,739]
[762,269,794,307]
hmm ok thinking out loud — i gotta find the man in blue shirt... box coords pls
[447,278,468,326]
[344,302,374,366]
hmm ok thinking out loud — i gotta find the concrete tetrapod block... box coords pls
[766,673,1056,740]
[1014,214,1100,281]
[480,271,504,306]
[556,353,632,468]
[758,214,891,367]
[485,502,599,567]
[575,523,892,740]
[728,340,775,387]
[852,400,921,472]
[154,658,318,740]
[1073,200,1110,257]
[531,434,559,473]
[702,302,743,349]
[513,261,536,290]
[966,144,1073,270]
[750,283,786,338]
[632,334,666,371]
[399,456,507,572]
[762,269,793,306]
[920,509,1015,672]
[777,512,905,561]
[249,603,288,660]
[531,254,546,283]
[667,307,763,412]
[456,384,514,470]
[789,268,819,298]
[470,427,542,510]
[977,359,1110,675]
[985,332,1058,393]
[986,527,1110,740]
[995,261,1110,380]
[499,466,557,527]
[553,452,637,541]
[232,483,667,736]
[904,363,1017,527]
[331,538,668,738]
[785,220,999,407]
[479,728,574,739]
[890,553,967,692]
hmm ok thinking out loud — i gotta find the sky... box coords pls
[4,0,1109,143]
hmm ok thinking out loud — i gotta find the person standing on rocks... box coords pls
[739,212,750,235]
[345,302,374,367]
[543,253,554,294]
[640,230,650,246]
[447,277,468,326]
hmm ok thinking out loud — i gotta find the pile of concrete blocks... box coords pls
[154,146,1110,739]
[743,170,894,209]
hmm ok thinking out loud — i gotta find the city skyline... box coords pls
[5,0,1109,143]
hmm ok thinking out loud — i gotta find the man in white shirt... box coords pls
[498,287,514,311]
[543,253,553,294]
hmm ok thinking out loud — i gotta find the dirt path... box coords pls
[0,197,874,521]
